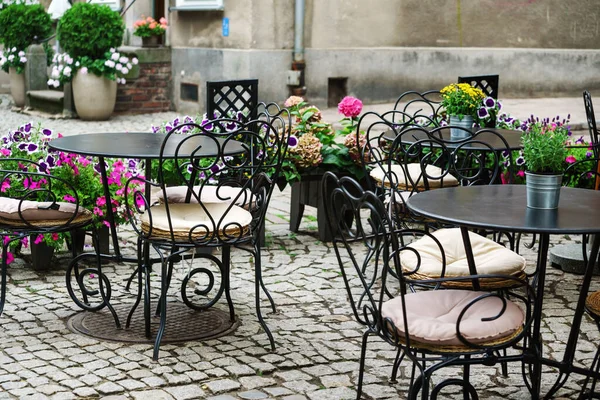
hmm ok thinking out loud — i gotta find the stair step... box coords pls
[27,90,64,114]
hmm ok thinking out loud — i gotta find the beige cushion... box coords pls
[154,185,250,206]
[401,228,526,278]
[370,163,459,190]
[382,289,524,346]
[0,197,83,221]
[140,202,253,239]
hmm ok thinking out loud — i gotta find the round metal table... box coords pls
[406,185,600,398]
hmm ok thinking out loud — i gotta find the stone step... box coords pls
[27,89,65,115]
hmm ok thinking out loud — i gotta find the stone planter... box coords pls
[142,35,161,48]
[72,73,117,121]
[9,67,25,107]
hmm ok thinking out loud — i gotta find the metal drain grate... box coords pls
[67,303,239,344]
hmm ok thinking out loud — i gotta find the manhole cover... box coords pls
[67,303,239,343]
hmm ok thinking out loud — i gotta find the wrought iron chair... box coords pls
[322,172,534,399]
[392,90,444,126]
[458,74,500,99]
[124,111,290,360]
[206,79,259,121]
[0,159,115,321]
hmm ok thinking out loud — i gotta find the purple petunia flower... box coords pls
[478,107,489,118]
[586,151,593,158]
[288,135,299,148]
[151,125,160,133]
[575,136,585,144]
[226,121,237,131]
[203,122,214,131]
[210,164,221,173]
[516,156,525,166]
[45,154,56,168]
[184,116,194,124]
[22,123,31,133]
[37,161,48,173]
[484,97,495,108]
[173,118,180,126]
[42,128,52,137]
[165,123,173,133]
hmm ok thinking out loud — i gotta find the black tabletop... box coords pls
[397,127,523,151]
[48,132,246,159]
[406,185,600,234]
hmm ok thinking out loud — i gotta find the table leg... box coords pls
[544,234,600,398]
[97,156,122,260]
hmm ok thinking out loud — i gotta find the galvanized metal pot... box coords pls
[449,115,473,140]
[525,171,563,209]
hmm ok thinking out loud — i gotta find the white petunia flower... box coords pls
[111,52,119,61]
[17,51,24,57]
[110,48,116,53]
[63,66,72,77]
[121,67,129,74]
[115,63,122,71]
[127,63,132,69]
[105,60,115,68]
[19,57,26,63]
[7,55,14,61]
[119,56,128,64]
[80,67,88,75]
[132,58,139,65]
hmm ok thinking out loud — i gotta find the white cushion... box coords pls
[0,197,84,221]
[155,185,250,206]
[401,228,526,278]
[370,163,459,189]
[140,202,252,238]
[382,289,524,346]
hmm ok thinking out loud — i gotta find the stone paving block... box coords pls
[164,384,206,399]
[204,379,242,394]
[130,389,176,399]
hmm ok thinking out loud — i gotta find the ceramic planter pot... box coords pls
[72,73,117,121]
[9,67,25,107]
[525,171,563,209]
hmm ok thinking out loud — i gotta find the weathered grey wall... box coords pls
[306,0,600,49]
[165,0,600,111]
[171,48,291,114]
[304,47,600,106]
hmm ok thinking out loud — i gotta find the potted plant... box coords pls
[54,3,132,121]
[133,15,168,48]
[521,116,570,209]
[0,3,52,107]
[440,83,485,139]
[0,122,144,269]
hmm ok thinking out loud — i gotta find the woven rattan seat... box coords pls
[586,291,600,318]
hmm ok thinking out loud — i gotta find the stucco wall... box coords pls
[307,0,600,49]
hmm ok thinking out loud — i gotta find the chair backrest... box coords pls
[206,79,259,121]
[126,111,290,245]
[393,90,444,126]
[458,74,499,99]
[0,158,84,231]
[583,90,599,152]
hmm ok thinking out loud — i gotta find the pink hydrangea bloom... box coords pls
[337,96,363,118]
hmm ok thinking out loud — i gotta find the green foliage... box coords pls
[0,3,52,50]
[57,3,124,60]
[521,121,569,174]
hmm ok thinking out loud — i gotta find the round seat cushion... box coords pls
[382,289,524,347]
[140,202,253,240]
[154,185,250,206]
[401,228,526,278]
[370,163,459,190]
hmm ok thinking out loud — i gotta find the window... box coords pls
[171,0,223,11]
[89,0,121,11]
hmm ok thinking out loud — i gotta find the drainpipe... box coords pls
[290,0,307,96]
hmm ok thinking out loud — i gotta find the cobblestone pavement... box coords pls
[0,99,597,399]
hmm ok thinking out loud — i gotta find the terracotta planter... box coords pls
[142,35,161,48]
[9,67,25,107]
[72,73,117,121]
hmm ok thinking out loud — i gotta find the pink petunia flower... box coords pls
[565,155,577,164]
[34,234,43,245]
[63,194,76,203]
[1,180,10,192]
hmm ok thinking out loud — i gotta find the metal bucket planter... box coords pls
[448,115,473,140]
[525,171,563,209]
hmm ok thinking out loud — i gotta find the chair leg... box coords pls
[581,335,600,399]
[254,245,275,350]
[390,348,404,383]
[255,245,276,313]
[126,237,145,329]
[153,258,169,361]
[463,355,471,400]
[92,227,121,329]
[0,241,8,316]
[356,330,371,400]
[222,245,235,322]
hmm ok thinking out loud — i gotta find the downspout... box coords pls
[291,0,307,96]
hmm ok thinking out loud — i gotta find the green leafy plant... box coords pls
[440,83,485,119]
[0,3,52,51]
[57,3,124,60]
[281,96,365,184]
[521,117,570,174]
